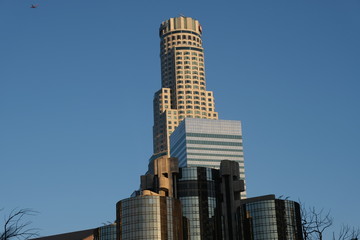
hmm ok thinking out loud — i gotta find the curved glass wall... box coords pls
[242,199,303,240]
[178,167,221,240]
[116,196,183,240]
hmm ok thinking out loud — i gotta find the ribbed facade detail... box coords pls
[153,16,218,155]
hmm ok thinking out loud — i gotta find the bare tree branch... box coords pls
[333,224,360,240]
[0,208,39,240]
[301,203,333,240]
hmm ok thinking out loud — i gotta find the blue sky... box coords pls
[1,0,359,238]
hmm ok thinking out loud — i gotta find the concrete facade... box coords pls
[153,16,219,155]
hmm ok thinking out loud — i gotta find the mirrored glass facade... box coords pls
[178,167,222,240]
[94,224,116,240]
[242,197,303,240]
[170,118,246,198]
[116,196,183,240]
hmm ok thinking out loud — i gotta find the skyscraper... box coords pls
[169,118,246,197]
[153,16,219,155]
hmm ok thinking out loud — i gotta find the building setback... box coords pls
[153,16,219,155]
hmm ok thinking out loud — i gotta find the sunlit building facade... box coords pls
[153,16,218,155]
[115,196,183,240]
[170,118,246,197]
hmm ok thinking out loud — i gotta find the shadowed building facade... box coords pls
[241,195,303,240]
[178,160,245,240]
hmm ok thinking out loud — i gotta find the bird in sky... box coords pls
[30,4,39,8]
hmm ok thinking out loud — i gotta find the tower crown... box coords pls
[159,17,202,37]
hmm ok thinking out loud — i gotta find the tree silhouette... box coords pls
[0,209,38,240]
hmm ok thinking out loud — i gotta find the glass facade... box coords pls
[178,167,222,240]
[94,224,116,240]
[116,196,183,240]
[242,198,303,240]
[170,118,246,197]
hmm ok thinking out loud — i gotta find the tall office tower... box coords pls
[178,166,222,239]
[170,118,246,197]
[153,16,219,155]
[177,161,245,240]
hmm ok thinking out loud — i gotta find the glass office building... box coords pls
[170,118,246,197]
[178,167,222,240]
[241,195,303,240]
[116,195,183,240]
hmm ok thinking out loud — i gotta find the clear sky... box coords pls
[1,0,359,238]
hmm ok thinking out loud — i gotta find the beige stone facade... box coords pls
[153,16,218,155]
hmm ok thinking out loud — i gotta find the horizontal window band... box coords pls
[186,132,242,139]
[187,140,242,146]
[187,158,244,164]
[161,30,201,38]
[187,147,243,152]
[175,47,203,52]
[188,152,244,158]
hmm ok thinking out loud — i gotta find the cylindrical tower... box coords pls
[153,16,218,155]
[116,195,183,240]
